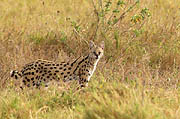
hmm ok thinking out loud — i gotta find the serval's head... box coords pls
[89,41,104,61]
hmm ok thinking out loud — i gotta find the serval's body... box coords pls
[10,41,104,89]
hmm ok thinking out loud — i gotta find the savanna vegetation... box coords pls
[0,0,180,119]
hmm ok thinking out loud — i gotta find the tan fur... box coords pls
[10,41,104,89]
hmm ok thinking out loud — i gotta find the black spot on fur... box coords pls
[35,76,38,79]
[78,56,89,65]
[23,80,26,84]
[31,78,34,81]
[80,84,85,88]
[20,86,23,90]
[55,70,59,73]
[36,83,40,87]
[59,67,63,70]
[73,65,79,73]
[64,75,67,78]
[11,71,15,77]
[27,84,30,87]
[27,78,30,82]
[22,71,25,74]
[23,73,27,76]
[71,56,81,66]
[63,68,67,71]
[61,72,64,75]
[15,75,18,79]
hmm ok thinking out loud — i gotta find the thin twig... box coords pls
[90,0,101,41]
[104,1,139,34]
[112,1,139,26]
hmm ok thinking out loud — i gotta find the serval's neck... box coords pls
[70,54,99,74]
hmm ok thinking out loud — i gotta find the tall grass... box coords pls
[0,0,180,119]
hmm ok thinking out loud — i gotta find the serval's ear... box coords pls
[89,41,95,49]
[99,41,105,50]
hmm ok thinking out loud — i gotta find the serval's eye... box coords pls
[93,51,97,55]
[98,52,101,55]
[93,51,98,57]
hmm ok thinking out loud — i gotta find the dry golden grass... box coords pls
[0,0,180,119]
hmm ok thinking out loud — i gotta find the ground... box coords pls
[0,0,180,119]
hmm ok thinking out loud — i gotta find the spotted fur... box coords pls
[10,41,104,89]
